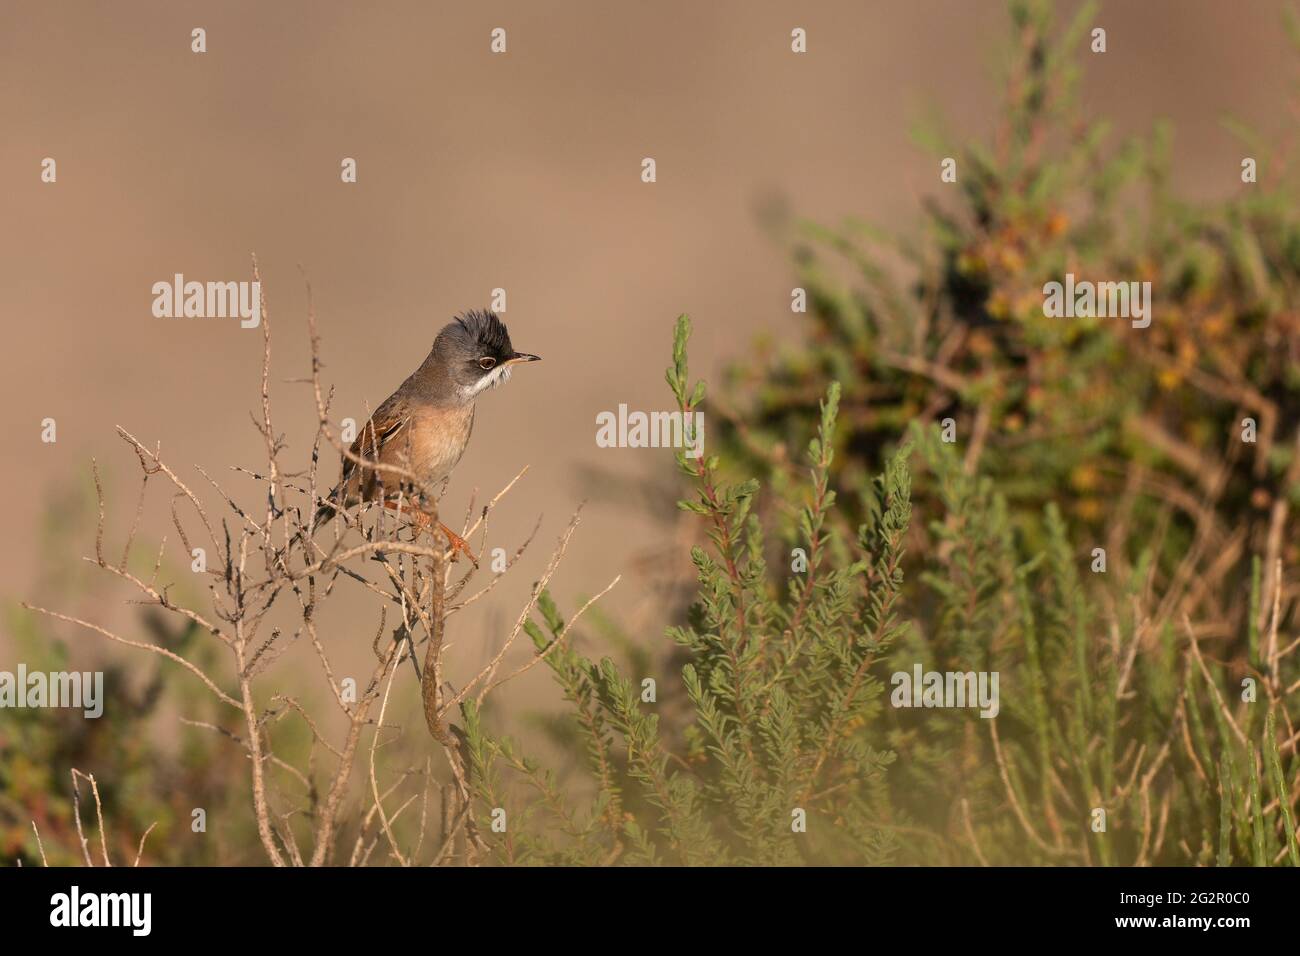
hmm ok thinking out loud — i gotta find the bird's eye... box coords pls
[478,357,496,370]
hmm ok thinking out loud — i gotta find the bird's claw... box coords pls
[436,521,479,569]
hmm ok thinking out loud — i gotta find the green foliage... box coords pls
[652,0,1300,865]
[722,0,1300,664]
[1,489,256,865]
[888,431,1300,865]
[463,314,1298,866]
[464,317,906,864]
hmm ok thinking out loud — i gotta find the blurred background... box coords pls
[3,0,1295,636]
[3,0,1299,864]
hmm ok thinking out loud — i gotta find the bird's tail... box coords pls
[312,501,338,528]
[293,492,340,547]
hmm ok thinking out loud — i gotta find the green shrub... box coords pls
[463,317,1299,865]
[722,0,1300,664]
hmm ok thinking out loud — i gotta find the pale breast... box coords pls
[406,404,475,485]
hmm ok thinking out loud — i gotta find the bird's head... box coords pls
[431,309,540,401]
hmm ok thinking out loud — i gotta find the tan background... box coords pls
[2,1,1295,694]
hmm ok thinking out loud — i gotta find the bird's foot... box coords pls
[437,521,479,568]
[393,503,478,568]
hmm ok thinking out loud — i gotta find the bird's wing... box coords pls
[339,397,412,497]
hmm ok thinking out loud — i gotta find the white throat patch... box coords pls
[457,363,512,401]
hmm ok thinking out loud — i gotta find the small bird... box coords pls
[314,309,539,564]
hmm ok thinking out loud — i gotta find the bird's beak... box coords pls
[506,352,541,365]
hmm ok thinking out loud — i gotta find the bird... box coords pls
[313,309,539,565]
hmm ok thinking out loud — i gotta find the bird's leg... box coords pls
[435,520,479,568]
[382,500,478,567]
